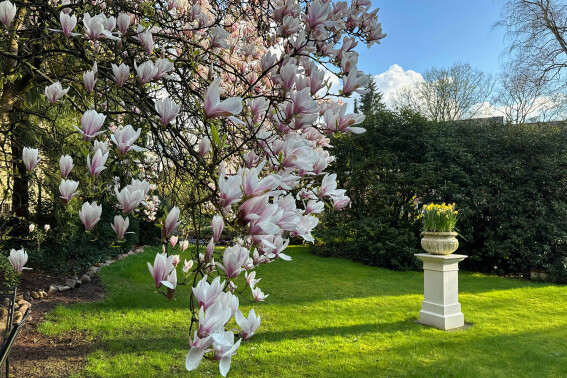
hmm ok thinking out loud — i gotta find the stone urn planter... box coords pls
[420,231,459,255]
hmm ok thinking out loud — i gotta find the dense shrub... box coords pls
[313,109,567,282]
[0,254,20,290]
[2,197,161,275]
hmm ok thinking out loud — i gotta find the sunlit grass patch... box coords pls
[40,246,567,377]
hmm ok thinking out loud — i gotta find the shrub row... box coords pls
[312,109,567,283]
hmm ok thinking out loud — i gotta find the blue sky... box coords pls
[357,0,506,76]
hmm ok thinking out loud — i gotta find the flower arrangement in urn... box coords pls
[421,203,460,255]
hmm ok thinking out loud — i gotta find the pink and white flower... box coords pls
[87,149,109,177]
[111,125,145,154]
[59,179,79,202]
[79,201,102,231]
[251,286,268,302]
[0,1,16,27]
[45,82,69,104]
[22,147,40,171]
[211,215,223,243]
[111,215,129,240]
[204,78,242,118]
[59,155,73,178]
[112,63,130,87]
[75,110,106,141]
[235,309,261,340]
[147,252,175,288]
[164,206,181,237]
[8,248,28,273]
[115,186,144,214]
[155,98,180,126]
[192,275,224,310]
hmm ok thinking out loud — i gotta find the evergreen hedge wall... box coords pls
[312,110,567,283]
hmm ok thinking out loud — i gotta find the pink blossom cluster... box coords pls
[6,0,385,374]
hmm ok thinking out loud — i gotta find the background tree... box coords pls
[393,62,494,121]
[498,0,567,91]
[359,78,384,116]
[494,66,567,124]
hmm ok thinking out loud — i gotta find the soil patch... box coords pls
[5,271,106,378]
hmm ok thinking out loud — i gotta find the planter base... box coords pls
[419,308,464,331]
[415,253,467,331]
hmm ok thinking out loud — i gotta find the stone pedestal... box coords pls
[415,253,467,330]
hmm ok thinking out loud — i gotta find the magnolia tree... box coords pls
[0,0,384,375]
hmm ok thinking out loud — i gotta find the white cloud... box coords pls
[373,64,424,108]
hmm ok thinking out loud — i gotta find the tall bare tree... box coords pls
[393,63,494,122]
[494,66,567,123]
[498,0,567,89]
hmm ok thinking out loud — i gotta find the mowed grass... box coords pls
[39,246,567,377]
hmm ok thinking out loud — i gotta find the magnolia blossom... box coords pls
[162,267,177,290]
[305,200,325,215]
[45,82,69,104]
[59,12,77,37]
[8,248,28,273]
[342,66,369,95]
[112,63,130,87]
[218,164,242,210]
[211,215,223,243]
[79,201,102,231]
[59,179,79,202]
[127,178,150,197]
[111,215,129,240]
[83,66,97,93]
[44,224,50,232]
[235,309,261,340]
[59,155,73,178]
[318,173,346,198]
[172,254,180,266]
[138,27,154,55]
[75,110,106,141]
[22,147,40,171]
[83,13,118,40]
[115,186,144,214]
[135,60,158,84]
[216,245,248,279]
[111,125,145,154]
[164,207,181,237]
[251,286,269,302]
[199,137,211,157]
[180,240,189,252]
[204,78,242,118]
[218,291,239,318]
[93,140,109,155]
[28,224,35,233]
[147,252,175,288]
[185,332,214,374]
[182,259,193,273]
[192,275,224,310]
[245,271,261,289]
[155,98,180,126]
[197,300,231,338]
[170,235,178,248]
[155,58,174,79]
[116,12,130,34]
[87,149,109,177]
[0,0,16,27]
[211,330,242,377]
[333,195,351,210]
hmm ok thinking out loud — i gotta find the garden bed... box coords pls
[8,270,105,378]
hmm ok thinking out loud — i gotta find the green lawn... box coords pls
[40,246,567,377]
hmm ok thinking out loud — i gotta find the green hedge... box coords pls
[312,109,567,282]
